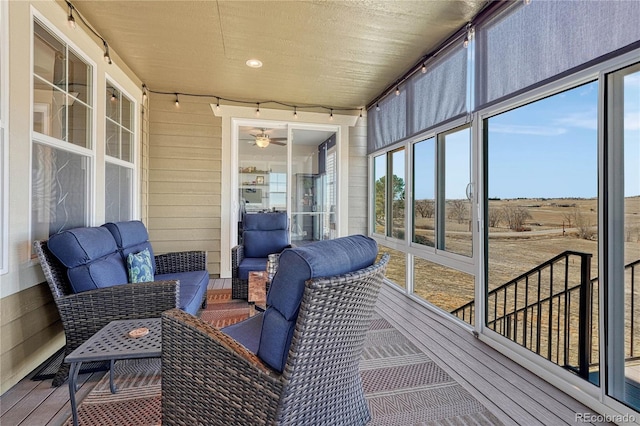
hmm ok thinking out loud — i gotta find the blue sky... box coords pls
[406,75,640,200]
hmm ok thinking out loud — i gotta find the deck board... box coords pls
[0,278,615,426]
[376,284,611,425]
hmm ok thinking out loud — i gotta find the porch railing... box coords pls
[452,254,640,380]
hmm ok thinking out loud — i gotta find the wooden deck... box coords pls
[1,278,612,425]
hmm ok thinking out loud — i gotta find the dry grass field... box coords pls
[379,197,640,368]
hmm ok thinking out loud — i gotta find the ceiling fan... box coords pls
[242,129,287,148]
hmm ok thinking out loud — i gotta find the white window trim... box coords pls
[0,0,8,274]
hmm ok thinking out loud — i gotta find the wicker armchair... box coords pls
[232,212,290,299]
[33,240,196,387]
[162,252,389,426]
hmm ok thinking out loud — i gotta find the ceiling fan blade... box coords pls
[271,140,287,146]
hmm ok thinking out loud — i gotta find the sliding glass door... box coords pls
[605,62,640,411]
[236,122,338,244]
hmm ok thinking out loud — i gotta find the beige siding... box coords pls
[147,94,221,276]
[0,284,64,394]
[348,118,369,235]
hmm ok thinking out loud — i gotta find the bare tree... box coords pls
[448,200,469,224]
[502,205,532,231]
[415,199,435,218]
[488,207,504,228]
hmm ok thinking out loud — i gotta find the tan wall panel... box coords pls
[0,283,64,394]
[149,169,218,183]
[148,94,221,275]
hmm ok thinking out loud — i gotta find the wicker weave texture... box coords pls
[231,245,248,299]
[161,253,389,426]
[33,240,199,386]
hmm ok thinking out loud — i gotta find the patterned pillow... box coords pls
[127,248,154,283]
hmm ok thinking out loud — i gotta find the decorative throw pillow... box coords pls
[127,248,154,283]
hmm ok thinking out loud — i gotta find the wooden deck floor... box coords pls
[1,278,612,425]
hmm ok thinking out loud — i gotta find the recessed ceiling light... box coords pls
[246,59,263,68]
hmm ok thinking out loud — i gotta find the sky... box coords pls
[404,73,640,200]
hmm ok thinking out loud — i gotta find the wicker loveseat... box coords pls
[34,220,208,386]
[162,235,389,425]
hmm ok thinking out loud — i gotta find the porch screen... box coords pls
[367,42,467,154]
[475,0,640,108]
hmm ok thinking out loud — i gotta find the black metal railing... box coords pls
[453,255,640,381]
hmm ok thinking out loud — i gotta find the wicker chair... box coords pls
[33,240,206,387]
[162,252,389,426]
[231,212,290,299]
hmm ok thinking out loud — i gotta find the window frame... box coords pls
[30,12,97,249]
[104,76,137,222]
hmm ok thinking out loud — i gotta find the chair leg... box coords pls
[51,362,70,387]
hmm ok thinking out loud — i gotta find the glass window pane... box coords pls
[373,154,386,235]
[121,130,132,163]
[391,149,405,239]
[378,245,406,289]
[121,97,133,131]
[415,256,475,325]
[105,163,132,222]
[67,98,90,148]
[33,22,65,87]
[486,81,599,384]
[68,49,90,104]
[442,126,472,257]
[413,138,435,247]
[31,143,88,239]
[106,83,119,121]
[33,76,65,140]
[621,68,640,410]
[106,119,119,158]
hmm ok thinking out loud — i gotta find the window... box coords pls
[412,138,435,247]
[485,81,600,384]
[32,20,93,241]
[105,80,134,222]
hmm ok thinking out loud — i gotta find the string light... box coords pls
[463,23,474,48]
[142,84,148,101]
[175,93,180,107]
[215,97,220,112]
[376,103,380,111]
[110,91,117,102]
[67,3,76,29]
[329,109,334,121]
[103,41,111,64]
[294,107,298,119]
[395,86,400,96]
[359,108,363,118]
[256,103,260,117]
[421,63,427,74]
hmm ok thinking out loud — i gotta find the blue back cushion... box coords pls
[47,227,128,293]
[242,213,289,258]
[103,221,155,274]
[257,234,378,372]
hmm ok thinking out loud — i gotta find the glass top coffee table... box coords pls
[65,318,161,426]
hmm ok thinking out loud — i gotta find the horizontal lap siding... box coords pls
[348,118,368,235]
[148,94,221,276]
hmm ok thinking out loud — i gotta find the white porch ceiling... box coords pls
[69,0,487,111]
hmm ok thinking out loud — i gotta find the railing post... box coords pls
[578,253,593,380]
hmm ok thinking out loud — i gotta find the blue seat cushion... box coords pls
[103,221,155,274]
[156,270,208,315]
[238,257,268,280]
[67,252,129,293]
[257,235,378,372]
[221,313,264,354]
[48,227,119,268]
[243,230,288,259]
[244,212,287,231]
